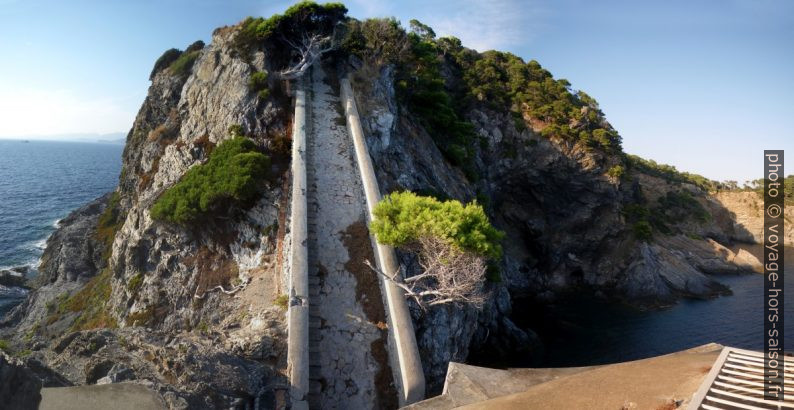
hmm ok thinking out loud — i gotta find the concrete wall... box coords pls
[341,77,426,405]
[287,88,309,410]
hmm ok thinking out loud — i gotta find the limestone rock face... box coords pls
[35,193,111,287]
[2,27,290,407]
[711,191,794,244]
[2,195,110,337]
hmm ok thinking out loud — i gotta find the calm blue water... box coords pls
[509,245,794,366]
[0,139,122,314]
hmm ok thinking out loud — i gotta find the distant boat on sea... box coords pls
[22,140,30,143]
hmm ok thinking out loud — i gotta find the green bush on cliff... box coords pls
[168,50,201,77]
[394,24,478,178]
[150,137,270,225]
[632,221,653,241]
[607,165,625,179]
[150,48,182,80]
[248,71,270,99]
[625,154,717,191]
[95,191,125,261]
[344,17,622,177]
[371,191,504,259]
[234,1,347,55]
[656,190,711,223]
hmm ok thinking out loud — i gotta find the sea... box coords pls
[503,244,794,367]
[0,139,123,315]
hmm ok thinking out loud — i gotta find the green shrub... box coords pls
[184,40,205,54]
[150,137,270,224]
[656,190,711,223]
[150,48,182,80]
[632,221,653,241]
[55,268,117,331]
[127,273,144,294]
[228,124,244,137]
[394,31,477,175]
[450,49,622,152]
[168,50,200,77]
[275,294,289,310]
[607,165,625,179]
[248,71,270,99]
[372,191,504,259]
[96,191,124,261]
[625,154,717,191]
[622,203,650,222]
[342,17,408,65]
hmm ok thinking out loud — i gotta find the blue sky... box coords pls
[0,0,791,182]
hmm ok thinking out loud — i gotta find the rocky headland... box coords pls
[0,3,775,408]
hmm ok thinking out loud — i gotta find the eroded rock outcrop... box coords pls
[348,62,763,392]
[2,27,291,408]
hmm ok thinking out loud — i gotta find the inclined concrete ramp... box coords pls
[39,383,166,410]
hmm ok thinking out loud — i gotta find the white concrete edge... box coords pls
[341,76,427,405]
[287,87,310,409]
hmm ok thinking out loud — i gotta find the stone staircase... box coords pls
[302,64,397,409]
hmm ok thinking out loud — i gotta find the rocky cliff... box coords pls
[2,28,291,409]
[0,4,769,405]
[346,63,765,392]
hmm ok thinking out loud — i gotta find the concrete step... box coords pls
[405,344,724,410]
[40,383,166,410]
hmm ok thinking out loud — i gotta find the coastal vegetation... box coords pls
[624,154,717,191]
[248,71,271,99]
[95,191,124,260]
[371,191,503,308]
[168,50,200,77]
[151,136,270,225]
[622,189,710,240]
[150,48,181,80]
[45,267,117,331]
[150,40,205,79]
[372,191,503,259]
[731,175,794,204]
[341,15,623,180]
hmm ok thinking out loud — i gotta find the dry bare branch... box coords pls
[276,25,341,80]
[365,235,488,310]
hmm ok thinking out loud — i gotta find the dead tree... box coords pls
[276,25,340,80]
[365,235,488,310]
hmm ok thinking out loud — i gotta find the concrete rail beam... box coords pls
[340,76,426,405]
[287,87,309,410]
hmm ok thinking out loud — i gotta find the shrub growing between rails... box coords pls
[370,191,503,308]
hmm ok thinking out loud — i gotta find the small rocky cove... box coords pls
[1,4,789,409]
